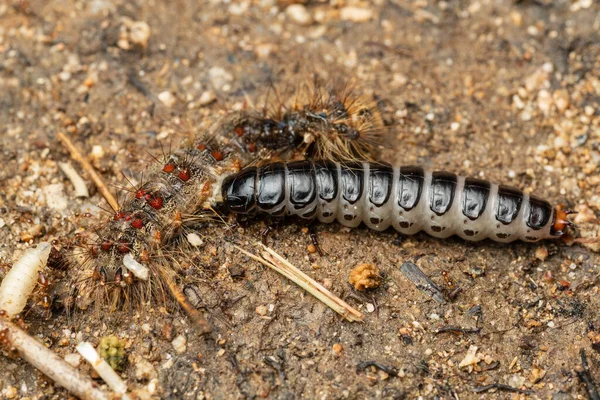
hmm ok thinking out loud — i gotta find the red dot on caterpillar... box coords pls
[197,143,206,151]
[135,189,146,199]
[125,215,132,221]
[234,126,245,137]
[178,168,191,181]
[113,211,125,221]
[211,151,224,161]
[117,240,131,253]
[247,142,257,153]
[131,218,144,229]
[163,163,175,173]
[101,241,112,251]
[148,197,163,210]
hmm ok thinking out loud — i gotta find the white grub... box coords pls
[0,243,51,317]
[76,342,129,398]
[122,254,149,280]
[58,161,90,198]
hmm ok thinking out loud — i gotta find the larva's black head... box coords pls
[221,167,257,215]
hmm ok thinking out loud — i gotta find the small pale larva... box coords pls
[0,242,52,318]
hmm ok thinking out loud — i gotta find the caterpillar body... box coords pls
[218,84,384,162]
[217,161,572,243]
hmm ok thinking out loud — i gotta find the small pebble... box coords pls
[306,244,317,254]
[186,233,204,247]
[332,343,343,355]
[158,91,176,108]
[208,67,233,90]
[256,305,268,316]
[135,359,158,381]
[340,6,374,22]
[171,334,187,354]
[64,353,81,368]
[535,246,548,261]
[198,90,216,106]
[365,303,375,313]
[43,183,68,212]
[129,21,151,48]
[2,386,17,399]
[286,4,313,26]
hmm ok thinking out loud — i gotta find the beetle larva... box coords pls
[216,161,573,243]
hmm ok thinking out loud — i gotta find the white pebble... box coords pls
[366,303,375,313]
[450,122,460,131]
[158,91,176,108]
[64,353,82,368]
[129,21,151,49]
[340,6,374,22]
[208,67,233,90]
[122,253,149,280]
[186,233,204,247]
[135,359,158,380]
[171,335,187,354]
[286,4,313,26]
[43,183,68,212]
[198,90,216,106]
[0,218,5,228]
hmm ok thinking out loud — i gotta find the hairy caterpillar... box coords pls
[217,161,573,243]
[216,82,384,163]
[70,84,387,311]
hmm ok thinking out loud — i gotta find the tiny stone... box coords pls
[307,244,317,254]
[129,21,151,48]
[0,218,5,228]
[158,91,176,108]
[340,6,374,22]
[535,246,548,261]
[424,348,433,356]
[208,67,233,90]
[450,122,460,131]
[186,233,204,247]
[198,90,216,106]
[332,343,343,355]
[366,303,375,313]
[286,4,313,26]
[256,305,268,316]
[135,359,158,381]
[171,334,187,354]
[3,386,17,399]
[64,353,81,368]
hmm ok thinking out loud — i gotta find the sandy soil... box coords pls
[1,0,600,398]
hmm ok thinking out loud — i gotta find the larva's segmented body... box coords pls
[218,161,569,243]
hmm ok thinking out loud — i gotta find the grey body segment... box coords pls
[219,161,559,242]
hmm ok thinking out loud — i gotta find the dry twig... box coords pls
[57,132,119,212]
[234,242,363,322]
[0,318,108,400]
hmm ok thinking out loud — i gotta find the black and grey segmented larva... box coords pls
[216,161,573,243]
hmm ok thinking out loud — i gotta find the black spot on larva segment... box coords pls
[526,196,552,230]
[462,178,490,220]
[344,214,355,221]
[496,185,523,224]
[322,211,333,218]
[399,221,410,228]
[287,161,316,208]
[257,162,286,210]
[525,236,538,241]
[496,233,510,239]
[370,217,382,225]
[340,162,364,204]
[369,163,393,207]
[398,166,424,211]
[314,161,338,202]
[301,207,318,219]
[431,225,443,232]
[463,229,475,236]
[222,166,257,214]
[430,171,457,216]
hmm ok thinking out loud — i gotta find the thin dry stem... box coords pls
[234,242,364,322]
[158,268,213,334]
[57,132,119,212]
[0,318,109,400]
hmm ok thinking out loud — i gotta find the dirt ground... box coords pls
[1,0,600,399]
